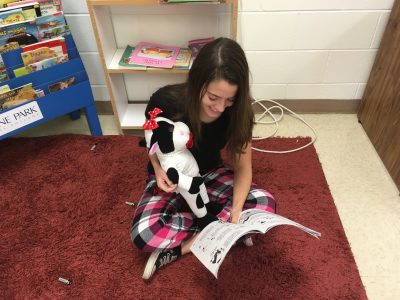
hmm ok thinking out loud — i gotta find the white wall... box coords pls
[62,0,109,101]
[62,0,394,102]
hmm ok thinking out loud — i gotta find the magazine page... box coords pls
[190,220,260,278]
[191,209,321,278]
[239,209,321,238]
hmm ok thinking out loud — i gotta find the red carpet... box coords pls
[0,135,367,299]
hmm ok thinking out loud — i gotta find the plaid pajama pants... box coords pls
[131,165,276,252]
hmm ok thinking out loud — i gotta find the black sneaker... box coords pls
[142,248,179,280]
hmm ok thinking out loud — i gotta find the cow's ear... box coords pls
[149,142,159,155]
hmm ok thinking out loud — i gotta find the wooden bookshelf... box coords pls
[87,0,238,130]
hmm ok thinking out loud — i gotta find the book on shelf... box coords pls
[0,41,18,52]
[40,24,69,40]
[34,88,44,97]
[0,83,10,93]
[12,65,30,76]
[0,0,19,7]
[21,36,66,57]
[36,0,62,16]
[6,1,61,16]
[14,54,67,77]
[0,7,25,25]
[129,41,180,69]
[188,36,214,59]
[173,47,192,69]
[118,45,147,70]
[0,19,40,47]
[0,54,9,82]
[0,2,41,20]
[190,209,321,278]
[0,82,36,110]
[36,11,69,40]
[21,44,65,65]
[21,45,64,63]
[15,36,68,76]
[48,76,75,93]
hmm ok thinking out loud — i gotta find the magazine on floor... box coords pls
[190,209,321,278]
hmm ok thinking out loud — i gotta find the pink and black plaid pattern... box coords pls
[131,165,276,252]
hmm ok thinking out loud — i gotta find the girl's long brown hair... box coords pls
[186,37,254,161]
[166,38,254,161]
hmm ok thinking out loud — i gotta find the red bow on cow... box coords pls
[142,107,163,130]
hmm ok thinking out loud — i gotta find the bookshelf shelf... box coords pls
[121,103,147,128]
[87,0,238,131]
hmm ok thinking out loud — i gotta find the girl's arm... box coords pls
[149,153,177,193]
[230,142,252,223]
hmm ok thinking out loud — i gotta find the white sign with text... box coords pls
[0,101,43,136]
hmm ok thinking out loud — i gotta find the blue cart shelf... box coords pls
[0,34,102,140]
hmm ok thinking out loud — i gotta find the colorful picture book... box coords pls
[118,45,147,70]
[129,41,180,69]
[8,1,62,16]
[14,54,67,77]
[0,41,18,53]
[0,19,40,47]
[10,36,68,76]
[48,76,75,93]
[188,36,214,59]
[21,47,57,65]
[0,83,10,93]
[22,37,67,54]
[0,8,25,25]
[0,0,20,8]
[0,2,41,20]
[0,82,36,110]
[36,11,68,40]
[173,47,192,69]
[36,0,62,16]
[40,23,69,40]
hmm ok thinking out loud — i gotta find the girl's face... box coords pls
[200,79,238,123]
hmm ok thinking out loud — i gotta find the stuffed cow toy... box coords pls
[143,107,217,229]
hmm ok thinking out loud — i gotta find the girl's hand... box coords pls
[155,168,177,193]
[230,208,242,224]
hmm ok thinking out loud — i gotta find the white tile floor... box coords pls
[14,113,400,300]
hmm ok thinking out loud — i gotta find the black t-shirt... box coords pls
[145,86,229,175]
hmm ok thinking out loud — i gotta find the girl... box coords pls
[131,37,276,280]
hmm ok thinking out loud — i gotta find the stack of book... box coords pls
[118,37,214,70]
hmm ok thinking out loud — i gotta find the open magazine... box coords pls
[190,209,321,278]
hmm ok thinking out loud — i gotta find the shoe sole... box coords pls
[142,249,161,280]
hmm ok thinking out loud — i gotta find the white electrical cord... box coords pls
[251,99,318,154]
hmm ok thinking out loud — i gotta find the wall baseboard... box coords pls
[93,99,360,115]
